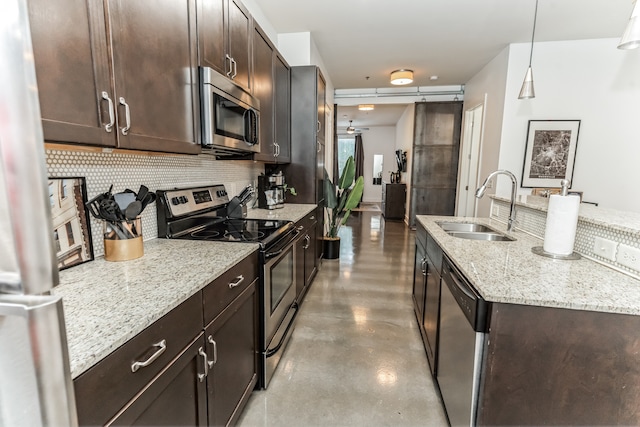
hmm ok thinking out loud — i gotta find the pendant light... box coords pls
[346,120,355,134]
[519,0,539,99]
[618,0,640,50]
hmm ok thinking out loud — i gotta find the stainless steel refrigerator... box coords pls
[0,0,78,425]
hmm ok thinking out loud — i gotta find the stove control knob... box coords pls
[171,197,180,205]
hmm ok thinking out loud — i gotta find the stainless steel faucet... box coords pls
[476,170,518,232]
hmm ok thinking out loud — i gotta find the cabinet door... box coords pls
[304,220,318,286]
[107,0,200,154]
[28,0,115,147]
[197,0,226,75]
[316,140,325,204]
[205,282,257,427]
[412,241,427,327]
[273,53,291,163]
[226,0,251,91]
[252,26,276,162]
[107,335,208,426]
[423,259,441,375]
[316,70,326,142]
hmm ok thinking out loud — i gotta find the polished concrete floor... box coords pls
[237,212,448,426]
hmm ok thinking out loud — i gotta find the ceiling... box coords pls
[252,0,634,129]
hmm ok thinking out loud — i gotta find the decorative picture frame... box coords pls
[48,177,94,270]
[521,120,580,188]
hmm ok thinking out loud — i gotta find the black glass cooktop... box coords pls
[174,217,293,244]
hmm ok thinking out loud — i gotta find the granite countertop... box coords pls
[417,215,640,316]
[246,203,316,222]
[54,239,259,378]
[54,203,316,379]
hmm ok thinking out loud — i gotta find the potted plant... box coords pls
[323,156,365,259]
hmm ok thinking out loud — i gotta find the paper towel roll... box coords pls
[543,194,581,255]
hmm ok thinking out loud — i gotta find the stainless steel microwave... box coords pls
[200,67,260,156]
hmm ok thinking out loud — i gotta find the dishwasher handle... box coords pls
[442,256,490,332]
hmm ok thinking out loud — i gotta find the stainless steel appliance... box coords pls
[200,67,260,157]
[156,185,299,388]
[257,172,285,210]
[437,255,490,427]
[0,2,78,425]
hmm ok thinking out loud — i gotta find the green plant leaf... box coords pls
[343,176,364,211]
[324,168,337,209]
[338,156,355,190]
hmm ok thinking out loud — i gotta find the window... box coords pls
[65,222,75,246]
[337,136,355,176]
[54,230,61,252]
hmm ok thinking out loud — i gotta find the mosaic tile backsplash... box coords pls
[46,147,263,257]
[491,197,640,280]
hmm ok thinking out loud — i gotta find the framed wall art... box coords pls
[48,177,94,270]
[521,120,580,188]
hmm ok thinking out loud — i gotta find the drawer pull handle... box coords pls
[198,347,209,382]
[303,235,310,249]
[296,225,304,231]
[131,339,166,372]
[309,215,315,220]
[119,97,131,136]
[228,275,245,289]
[207,335,218,366]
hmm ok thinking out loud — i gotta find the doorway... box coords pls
[456,100,485,217]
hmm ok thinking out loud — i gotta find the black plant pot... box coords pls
[323,237,340,260]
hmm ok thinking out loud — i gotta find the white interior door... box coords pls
[456,102,485,217]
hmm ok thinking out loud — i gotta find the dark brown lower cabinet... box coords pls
[205,281,258,427]
[294,211,318,305]
[108,335,208,426]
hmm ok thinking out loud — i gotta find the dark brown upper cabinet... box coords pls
[252,24,290,163]
[28,0,201,155]
[197,0,252,93]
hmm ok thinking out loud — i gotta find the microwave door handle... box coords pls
[242,109,250,143]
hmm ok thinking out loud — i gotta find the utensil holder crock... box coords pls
[103,217,143,261]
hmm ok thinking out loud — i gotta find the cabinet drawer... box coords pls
[203,251,258,324]
[74,292,204,426]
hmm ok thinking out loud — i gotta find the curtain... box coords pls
[354,134,364,205]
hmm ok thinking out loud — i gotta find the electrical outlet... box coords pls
[617,244,640,271]
[593,237,618,261]
[491,205,499,217]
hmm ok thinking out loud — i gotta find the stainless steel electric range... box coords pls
[156,184,299,389]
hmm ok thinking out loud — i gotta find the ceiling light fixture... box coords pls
[346,120,355,134]
[618,0,640,49]
[518,0,539,99]
[358,104,374,111]
[390,69,413,85]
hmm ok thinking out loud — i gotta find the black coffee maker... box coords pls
[257,172,285,209]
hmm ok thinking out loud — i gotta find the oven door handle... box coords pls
[264,247,285,259]
[265,302,299,358]
[264,229,300,260]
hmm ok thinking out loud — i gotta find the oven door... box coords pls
[262,233,298,387]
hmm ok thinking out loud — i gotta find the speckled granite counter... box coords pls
[54,239,259,378]
[246,203,316,222]
[417,215,640,316]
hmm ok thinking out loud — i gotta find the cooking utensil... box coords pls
[136,185,149,203]
[139,192,156,212]
[114,192,136,211]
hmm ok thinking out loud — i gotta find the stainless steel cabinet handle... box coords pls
[101,91,115,133]
[119,97,131,135]
[228,275,245,289]
[296,225,304,231]
[225,54,233,77]
[198,347,209,381]
[207,335,217,366]
[231,58,238,79]
[131,339,166,372]
[309,215,315,220]
[317,120,321,133]
[317,142,321,153]
[303,235,310,249]
[421,257,427,275]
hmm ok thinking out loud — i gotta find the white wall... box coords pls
[496,38,640,213]
[464,37,640,214]
[395,104,415,222]
[358,126,397,203]
[462,46,510,216]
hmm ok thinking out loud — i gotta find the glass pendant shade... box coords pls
[518,66,535,99]
[618,2,640,49]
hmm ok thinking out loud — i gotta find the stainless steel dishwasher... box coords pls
[437,255,490,427]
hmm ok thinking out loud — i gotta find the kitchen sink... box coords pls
[446,231,515,242]
[437,222,496,233]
